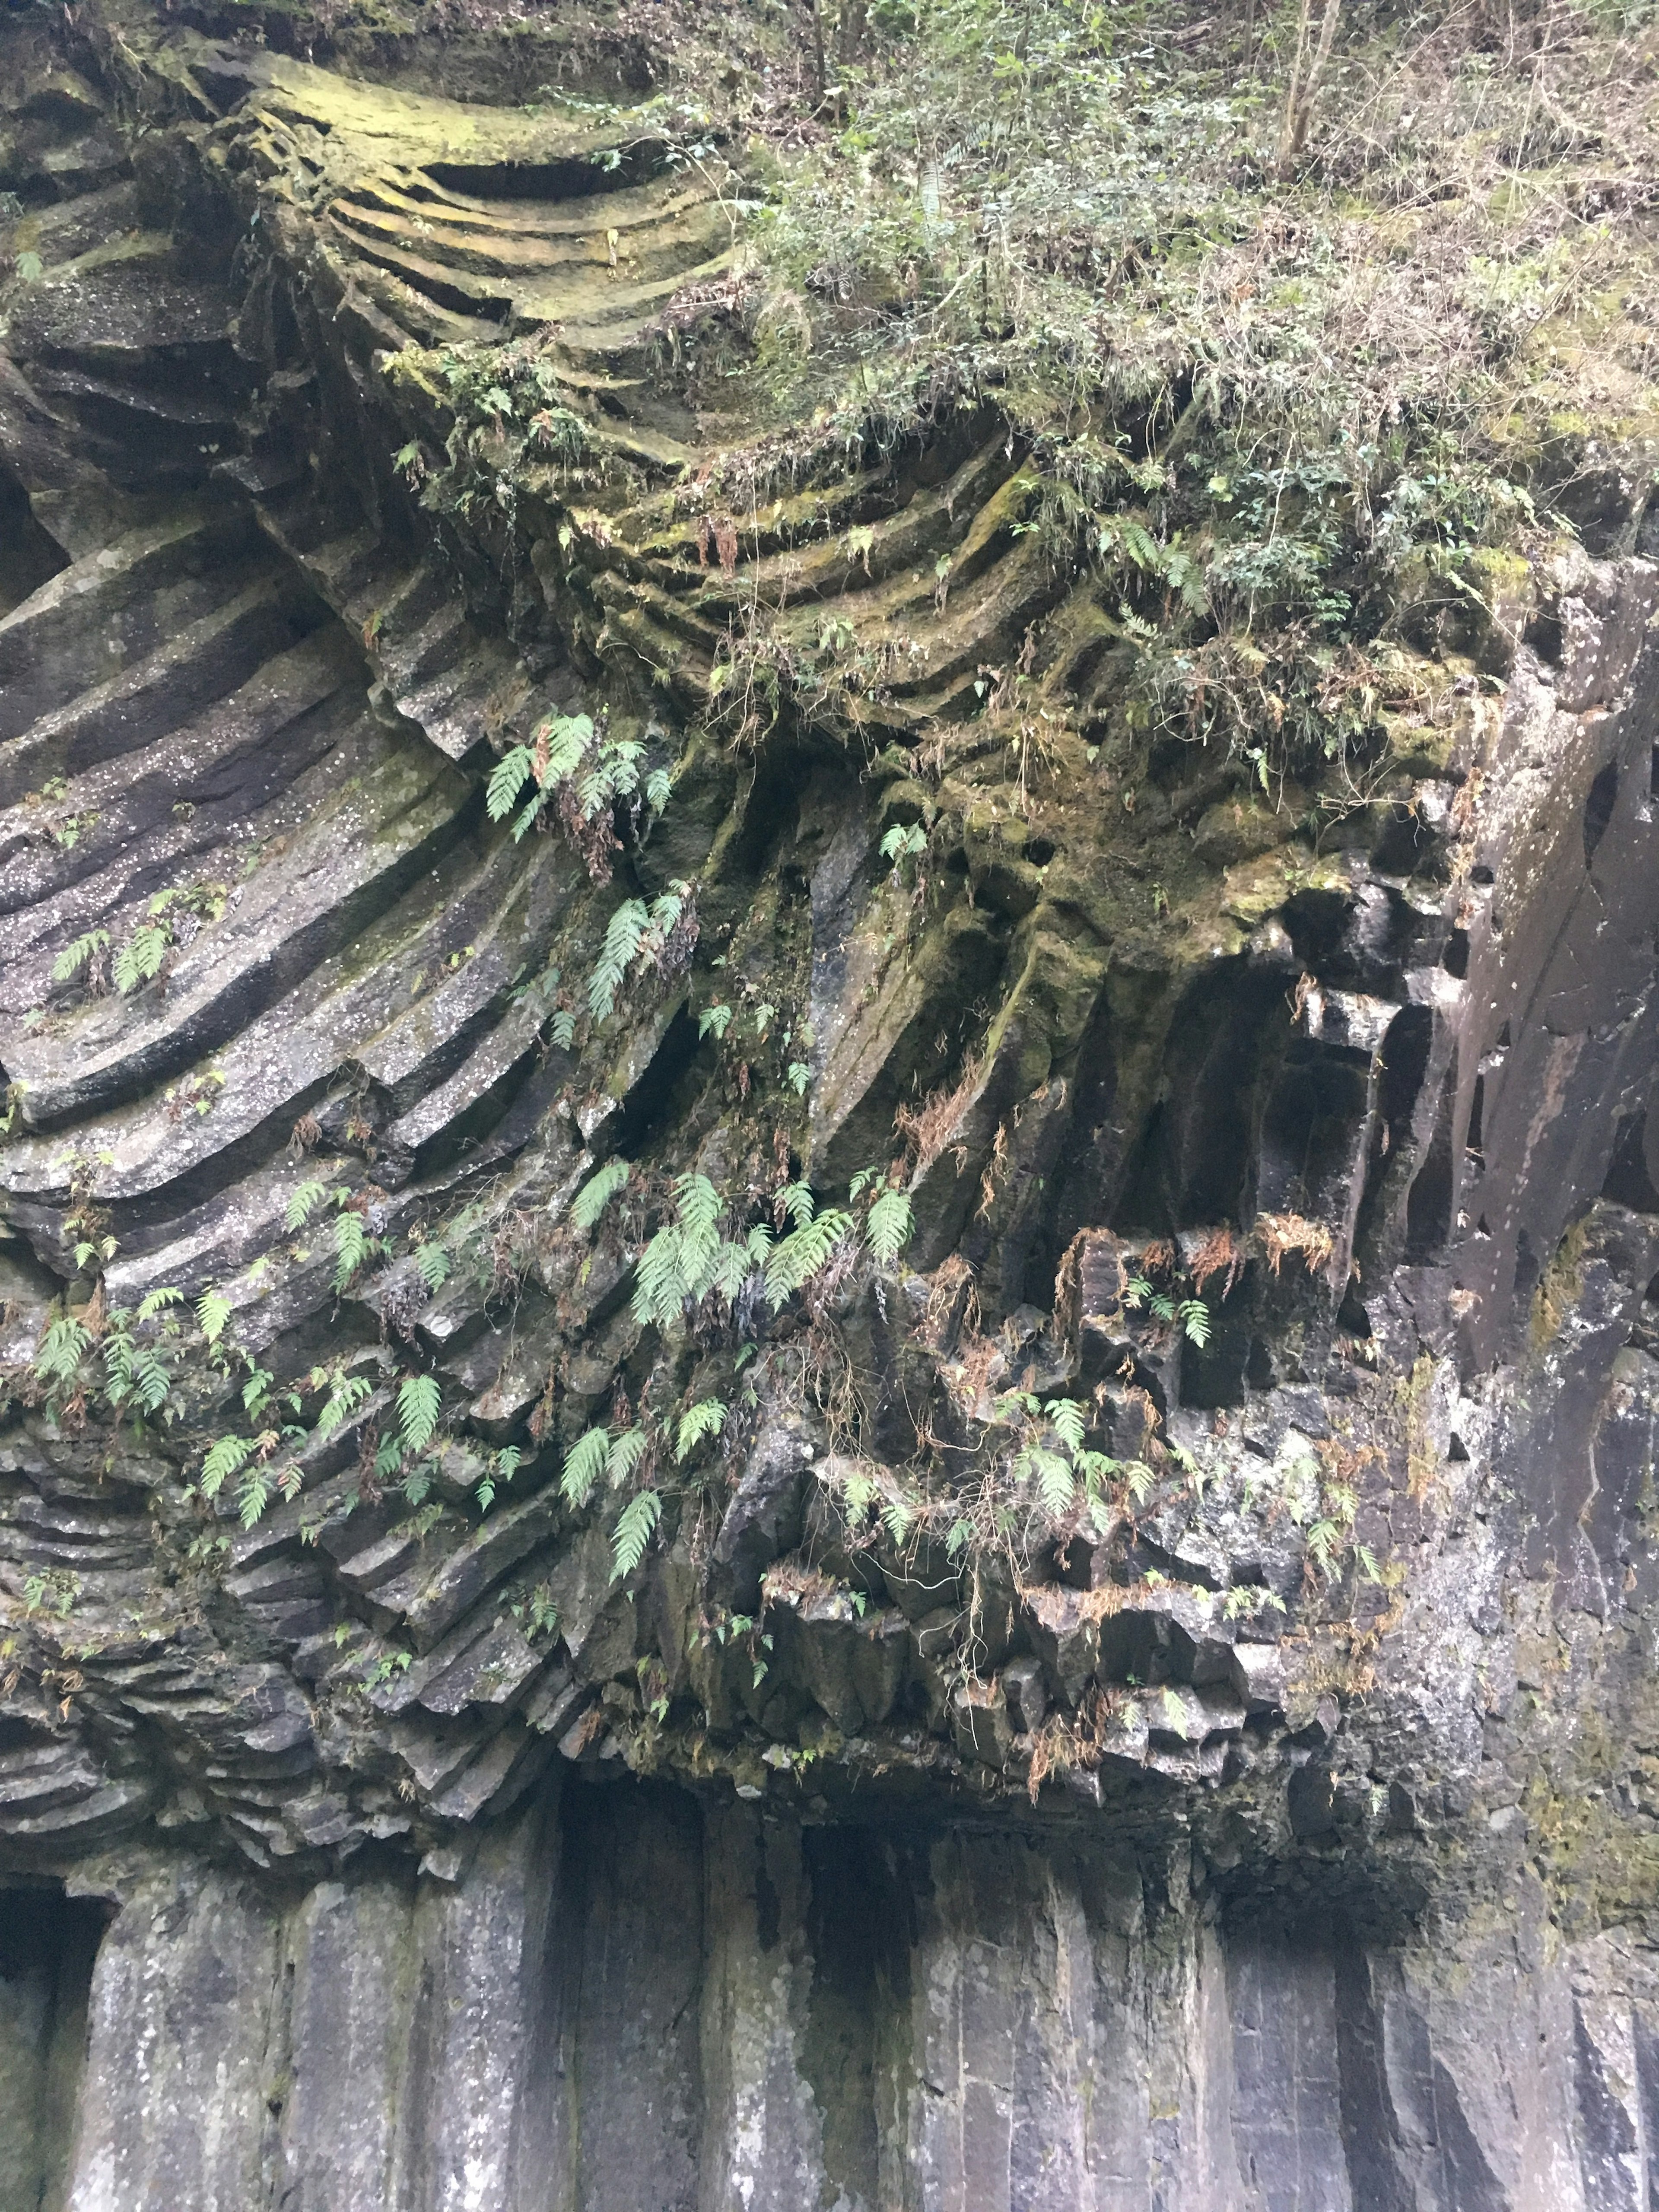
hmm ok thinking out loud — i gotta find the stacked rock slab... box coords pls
[2,10,1659,2208]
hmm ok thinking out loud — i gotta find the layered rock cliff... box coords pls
[3,3,1659,2205]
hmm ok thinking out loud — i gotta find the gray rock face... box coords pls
[10,1786,1659,2212]
[3,9,1659,2207]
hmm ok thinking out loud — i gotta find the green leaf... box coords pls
[200,1433,252,1497]
[334,1210,370,1291]
[610,1488,661,1581]
[562,1426,610,1509]
[675,1398,727,1462]
[286,1181,328,1231]
[32,1314,90,1388]
[315,1373,373,1440]
[113,919,171,995]
[587,899,648,1020]
[136,1286,184,1321]
[779,1180,815,1228]
[787,1062,810,1096]
[698,1003,733,1040]
[1046,1398,1086,1455]
[763,1208,850,1308]
[51,928,108,984]
[572,1156,630,1232]
[486,745,535,821]
[607,1427,648,1486]
[1178,1298,1211,1347]
[397,1373,442,1456]
[195,1290,232,1344]
[414,1242,451,1294]
[865,1188,914,1267]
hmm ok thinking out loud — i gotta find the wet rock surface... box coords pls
[1,8,1659,2207]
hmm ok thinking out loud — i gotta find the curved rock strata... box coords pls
[2,8,1659,2208]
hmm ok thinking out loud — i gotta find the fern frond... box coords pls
[512,788,549,842]
[334,1211,370,1291]
[486,745,535,821]
[286,1181,327,1230]
[879,1489,915,1545]
[33,1315,90,1387]
[137,1286,184,1321]
[315,1373,373,1440]
[414,1243,451,1294]
[676,1398,727,1462]
[709,1239,753,1302]
[587,899,648,1020]
[130,1345,172,1416]
[114,919,171,994]
[779,1180,815,1228]
[763,1208,851,1309]
[674,1175,722,1288]
[609,1487,661,1581]
[572,1156,630,1233]
[195,1290,232,1344]
[537,714,592,784]
[51,928,108,984]
[606,1427,648,1486]
[1178,1298,1211,1347]
[562,1426,610,1508]
[865,1188,914,1267]
[1027,1447,1077,1519]
[1122,1459,1155,1504]
[397,1373,442,1456]
[632,1223,687,1328]
[200,1433,252,1496]
[237,1461,275,1529]
[1046,1398,1087,1455]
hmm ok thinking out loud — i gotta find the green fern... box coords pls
[314,1373,373,1440]
[1015,1441,1077,1519]
[286,1181,328,1231]
[778,1180,816,1228]
[486,745,535,821]
[763,1207,850,1308]
[414,1242,451,1294]
[609,1488,661,1581]
[539,713,593,785]
[698,1003,733,1040]
[200,1433,252,1496]
[476,1444,521,1513]
[607,1428,648,1486]
[632,1223,687,1328]
[572,1157,630,1232]
[1046,1398,1087,1454]
[33,1314,90,1389]
[550,1010,577,1049]
[397,1374,442,1456]
[113,917,172,995]
[195,1290,232,1344]
[1178,1298,1211,1347]
[136,1286,183,1320]
[562,1427,611,1509]
[587,899,648,1020]
[675,1398,727,1462]
[51,928,108,984]
[334,1209,371,1291]
[865,1188,914,1267]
